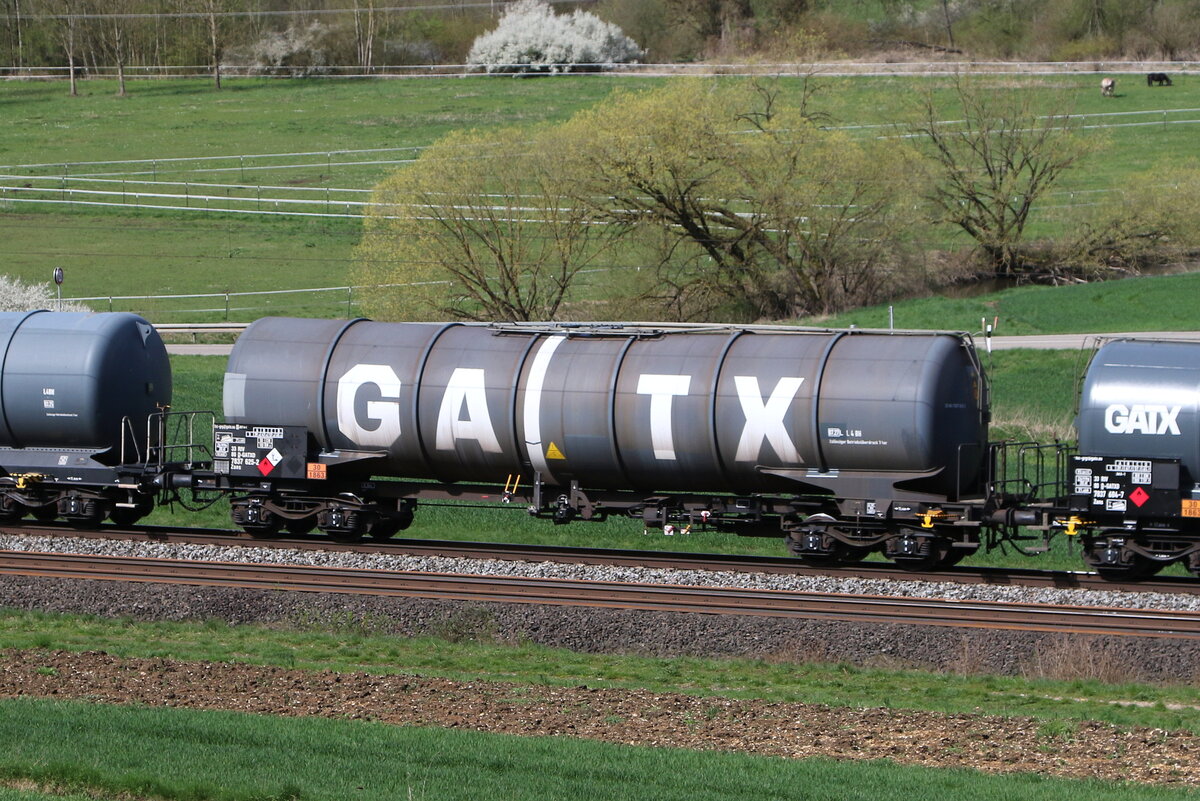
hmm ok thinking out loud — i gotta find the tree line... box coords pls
[4,0,1200,90]
[355,77,1200,324]
[0,0,502,93]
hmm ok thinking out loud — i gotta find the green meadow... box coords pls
[3,74,1200,318]
[4,696,1192,801]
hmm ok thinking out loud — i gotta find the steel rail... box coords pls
[2,550,1198,639]
[4,522,1198,597]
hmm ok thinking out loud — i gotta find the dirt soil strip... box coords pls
[1,649,1197,787]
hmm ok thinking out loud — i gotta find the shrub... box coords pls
[467,0,642,74]
[0,275,90,313]
[236,22,334,76]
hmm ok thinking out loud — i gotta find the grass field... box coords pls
[4,696,1190,801]
[5,74,1200,319]
[6,610,1200,731]
[809,270,1200,335]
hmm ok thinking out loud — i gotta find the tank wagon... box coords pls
[0,311,172,525]
[11,312,1200,580]
[220,318,991,567]
[1071,339,1200,577]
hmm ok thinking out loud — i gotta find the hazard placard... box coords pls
[546,441,566,460]
[213,424,306,479]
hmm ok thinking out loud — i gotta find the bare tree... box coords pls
[353,0,375,73]
[85,0,131,95]
[357,126,622,322]
[908,76,1092,277]
[201,0,226,89]
[47,0,81,95]
[940,0,955,49]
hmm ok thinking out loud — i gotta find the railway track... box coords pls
[1,549,1197,639]
[3,522,1199,596]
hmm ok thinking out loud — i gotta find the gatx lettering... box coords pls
[336,364,403,447]
[336,364,503,453]
[1104,403,1181,435]
[734,376,804,463]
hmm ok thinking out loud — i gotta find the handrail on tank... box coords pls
[119,416,142,467]
[986,440,1074,504]
[140,410,216,470]
[484,320,978,338]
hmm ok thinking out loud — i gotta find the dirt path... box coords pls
[2,649,1198,787]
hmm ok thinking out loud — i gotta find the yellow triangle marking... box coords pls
[546,441,566,460]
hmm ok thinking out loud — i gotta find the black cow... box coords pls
[1148,72,1173,87]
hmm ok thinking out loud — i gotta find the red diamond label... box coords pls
[1129,486,1150,507]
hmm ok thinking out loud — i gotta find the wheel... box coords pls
[787,514,861,565]
[0,496,25,522]
[1082,534,1164,580]
[30,505,58,522]
[1091,554,1163,581]
[318,507,365,542]
[65,506,107,528]
[109,496,154,527]
[935,548,971,568]
[885,533,939,571]
[368,517,403,541]
[791,541,871,567]
[108,508,146,527]
[242,518,282,538]
[284,516,317,535]
[232,500,281,538]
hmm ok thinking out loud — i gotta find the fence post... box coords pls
[346,286,352,316]
[225,293,230,320]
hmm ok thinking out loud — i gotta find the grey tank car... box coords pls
[218,318,993,567]
[1070,338,1200,577]
[0,311,172,524]
[223,318,988,498]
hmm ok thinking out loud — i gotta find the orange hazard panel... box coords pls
[1182,500,1200,518]
[306,463,327,480]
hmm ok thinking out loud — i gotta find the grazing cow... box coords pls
[1148,72,1173,87]
[1101,77,1115,96]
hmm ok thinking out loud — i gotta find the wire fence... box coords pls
[70,284,362,319]
[2,103,1200,222]
[64,282,441,321]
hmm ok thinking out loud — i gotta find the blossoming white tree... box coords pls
[467,0,642,74]
[0,275,89,312]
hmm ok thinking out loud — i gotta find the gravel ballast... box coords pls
[3,532,1200,681]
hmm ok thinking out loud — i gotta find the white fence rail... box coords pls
[74,284,371,319]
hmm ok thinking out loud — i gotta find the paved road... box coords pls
[986,331,1200,350]
[166,331,1200,357]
